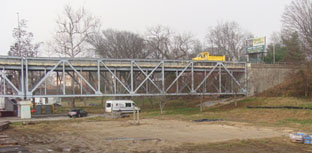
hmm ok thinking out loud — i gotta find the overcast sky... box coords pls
[0,0,293,56]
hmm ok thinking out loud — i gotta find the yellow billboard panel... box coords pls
[253,37,265,46]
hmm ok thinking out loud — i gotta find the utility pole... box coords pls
[273,44,276,64]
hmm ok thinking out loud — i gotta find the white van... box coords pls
[105,100,138,113]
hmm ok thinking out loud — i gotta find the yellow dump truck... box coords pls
[192,52,226,61]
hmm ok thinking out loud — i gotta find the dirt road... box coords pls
[5,119,287,153]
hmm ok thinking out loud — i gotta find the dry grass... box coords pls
[260,69,312,97]
[44,96,312,132]
[137,97,312,132]
[8,96,312,153]
[170,137,312,153]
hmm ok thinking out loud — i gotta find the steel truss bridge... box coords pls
[0,56,247,99]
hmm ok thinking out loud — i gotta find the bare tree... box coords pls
[145,25,197,60]
[8,19,41,57]
[270,32,283,45]
[191,39,205,57]
[171,33,196,60]
[282,0,312,96]
[206,21,252,61]
[145,25,174,59]
[50,4,100,108]
[50,4,100,57]
[282,0,312,56]
[88,29,148,59]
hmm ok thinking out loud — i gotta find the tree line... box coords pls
[8,0,312,64]
[7,5,251,61]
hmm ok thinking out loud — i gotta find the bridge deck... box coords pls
[0,56,245,71]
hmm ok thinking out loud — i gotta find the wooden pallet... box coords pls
[0,146,30,153]
[0,122,10,132]
[0,135,18,146]
[0,135,30,153]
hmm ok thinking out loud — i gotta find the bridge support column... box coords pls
[18,101,31,119]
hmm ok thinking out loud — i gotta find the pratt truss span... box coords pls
[0,56,247,98]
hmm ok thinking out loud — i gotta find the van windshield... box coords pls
[106,103,111,107]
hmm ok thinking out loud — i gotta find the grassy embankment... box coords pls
[54,96,312,131]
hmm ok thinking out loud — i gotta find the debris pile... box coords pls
[289,132,312,144]
[0,121,10,132]
[0,121,30,152]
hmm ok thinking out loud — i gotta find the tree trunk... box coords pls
[200,95,203,112]
[83,97,87,106]
[142,96,145,109]
[150,97,154,108]
[234,94,237,107]
[71,98,75,108]
[159,100,163,114]
[71,72,75,108]
[307,62,310,97]
[305,63,309,97]
[159,97,166,114]
[101,96,104,107]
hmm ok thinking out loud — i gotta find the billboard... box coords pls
[246,37,266,54]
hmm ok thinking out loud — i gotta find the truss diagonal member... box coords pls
[121,72,138,94]
[31,60,63,93]
[220,63,241,87]
[100,61,131,93]
[66,72,89,94]
[166,62,192,92]
[213,75,226,91]
[65,61,100,94]
[0,71,21,94]
[100,72,114,93]
[194,63,219,92]
[179,76,191,93]
[133,62,162,93]
[212,82,219,92]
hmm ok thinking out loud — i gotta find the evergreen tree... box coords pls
[265,32,304,64]
[264,43,287,63]
[282,32,304,63]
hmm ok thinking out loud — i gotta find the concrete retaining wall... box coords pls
[247,63,296,96]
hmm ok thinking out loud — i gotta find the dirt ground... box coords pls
[4,118,292,153]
